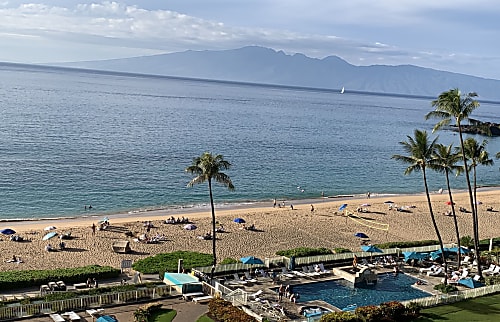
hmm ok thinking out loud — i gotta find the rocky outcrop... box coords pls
[452,119,500,136]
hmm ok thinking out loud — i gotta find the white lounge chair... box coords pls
[302,266,320,277]
[318,263,331,274]
[361,259,376,268]
[420,265,437,273]
[473,274,481,281]
[244,271,258,283]
[249,289,263,300]
[462,256,471,265]
[483,264,496,275]
[62,311,81,321]
[291,270,307,277]
[427,267,444,276]
[193,295,213,303]
[307,265,322,276]
[485,266,500,276]
[280,267,295,279]
[49,314,65,322]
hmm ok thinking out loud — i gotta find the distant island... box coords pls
[50,46,500,102]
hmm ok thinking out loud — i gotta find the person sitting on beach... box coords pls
[45,244,53,252]
[352,255,358,268]
[59,241,66,250]
[247,224,256,231]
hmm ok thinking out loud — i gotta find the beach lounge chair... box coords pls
[244,271,258,283]
[258,269,271,279]
[280,267,295,279]
[483,264,496,275]
[462,256,471,265]
[419,265,437,273]
[249,289,263,300]
[49,314,65,322]
[485,266,500,276]
[86,308,104,319]
[227,273,247,285]
[193,295,213,303]
[473,274,481,281]
[291,269,308,278]
[307,265,322,276]
[318,263,331,274]
[301,266,319,277]
[62,311,81,321]
[427,267,444,276]
[361,259,376,268]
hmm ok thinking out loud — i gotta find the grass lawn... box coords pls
[196,315,215,322]
[149,309,177,322]
[416,293,500,322]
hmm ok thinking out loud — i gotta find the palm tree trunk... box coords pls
[423,168,448,284]
[445,170,461,266]
[208,179,217,279]
[457,125,482,276]
[473,167,480,263]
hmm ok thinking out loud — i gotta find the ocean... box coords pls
[0,63,499,220]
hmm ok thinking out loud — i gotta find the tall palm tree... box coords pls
[392,129,448,284]
[186,152,234,277]
[461,138,493,252]
[430,143,463,264]
[425,88,482,275]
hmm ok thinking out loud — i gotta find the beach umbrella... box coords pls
[183,224,197,230]
[458,278,484,289]
[449,246,471,254]
[361,245,384,261]
[445,201,455,205]
[97,316,118,322]
[402,251,427,261]
[354,232,369,239]
[240,256,264,265]
[0,228,16,235]
[384,201,394,204]
[339,204,348,211]
[233,218,246,224]
[42,232,58,240]
[44,226,56,231]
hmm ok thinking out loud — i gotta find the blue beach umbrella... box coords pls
[233,218,246,224]
[361,245,384,254]
[0,228,16,235]
[402,251,427,261]
[354,232,369,239]
[240,256,264,265]
[42,231,58,240]
[458,278,484,289]
[339,204,348,211]
[97,316,118,322]
[449,246,471,254]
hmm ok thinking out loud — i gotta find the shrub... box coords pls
[207,298,256,322]
[355,305,383,321]
[220,258,239,265]
[375,240,438,249]
[132,251,213,275]
[334,248,352,254]
[484,275,500,285]
[433,283,458,293]
[379,301,407,321]
[275,247,333,257]
[319,311,360,322]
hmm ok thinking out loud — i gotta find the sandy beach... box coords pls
[1,189,499,272]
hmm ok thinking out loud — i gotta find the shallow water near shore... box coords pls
[1,64,499,220]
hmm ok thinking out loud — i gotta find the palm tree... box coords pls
[425,88,482,275]
[461,138,493,252]
[186,152,234,277]
[430,143,463,264]
[392,129,448,284]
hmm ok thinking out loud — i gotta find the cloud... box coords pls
[0,1,499,79]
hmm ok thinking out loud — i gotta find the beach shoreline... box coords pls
[1,188,499,272]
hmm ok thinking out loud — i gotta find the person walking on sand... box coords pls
[91,223,96,235]
[367,191,371,199]
[310,204,315,213]
[273,198,276,208]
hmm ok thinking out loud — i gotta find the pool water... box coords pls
[294,273,430,310]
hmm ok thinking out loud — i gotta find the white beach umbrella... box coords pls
[44,226,57,231]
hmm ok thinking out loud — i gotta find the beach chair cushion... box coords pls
[193,295,213,303]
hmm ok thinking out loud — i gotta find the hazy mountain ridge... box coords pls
[53,46,500,101]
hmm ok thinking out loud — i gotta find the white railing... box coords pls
[0,285,178,321]
[402,283,500,307]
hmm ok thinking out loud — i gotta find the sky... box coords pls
[1,1,500,80]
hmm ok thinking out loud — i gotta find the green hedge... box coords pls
[275,247,333,257]
[319,301,420,322]
[0,265,120,289]
[375,240,438,249]
[132,251,213,275]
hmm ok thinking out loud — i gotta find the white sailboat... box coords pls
[340,86,345,94]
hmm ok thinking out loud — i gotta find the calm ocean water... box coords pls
[0,64,499,220]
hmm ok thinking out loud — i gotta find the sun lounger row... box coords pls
[193,295,213,303]
[484,264,500,276]
[50,311,81,321]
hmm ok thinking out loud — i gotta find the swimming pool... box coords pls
[294,273,430,310]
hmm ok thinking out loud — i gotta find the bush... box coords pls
[433,283,458,293]
[375,240,438,249]
[220,258,239,265]
[334,248,352,254]
[134,303,163,322]
[319,311,360,322]
[355,305,383,321]
[132,251,213,275]
[207,298,256,322]
[0,265,120,289]
[379,301,407,321]
[275,247,333,257]
[484,275,500,285]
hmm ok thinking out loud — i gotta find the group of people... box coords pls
[165,216,190,224]
[6,254,23,263]
[277,284,300,303]
[86,277,98,288]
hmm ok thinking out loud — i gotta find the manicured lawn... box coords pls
[416,293,500,321]
[196,315,215,322]
[149,309,177,322]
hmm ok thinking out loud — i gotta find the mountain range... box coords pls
[53,46,500,101]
